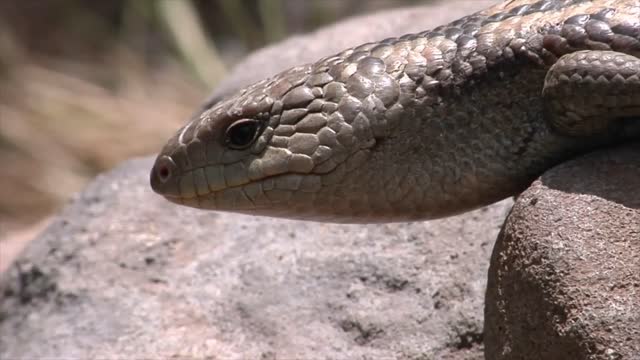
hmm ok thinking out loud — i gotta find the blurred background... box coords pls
[0,0,435,269]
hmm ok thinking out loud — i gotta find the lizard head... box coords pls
[150,59,394,222]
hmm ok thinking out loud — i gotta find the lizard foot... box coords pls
[543,50,640,137]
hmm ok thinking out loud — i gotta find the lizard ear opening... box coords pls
[225,119,262,150]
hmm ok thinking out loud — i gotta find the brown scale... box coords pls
[151,0,640,223]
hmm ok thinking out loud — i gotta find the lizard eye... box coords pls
[225,119,262,149]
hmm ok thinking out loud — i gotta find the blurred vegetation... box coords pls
[0,0,431,235]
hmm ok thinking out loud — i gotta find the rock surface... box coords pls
[0,157,510,358]
[485,143,640,359]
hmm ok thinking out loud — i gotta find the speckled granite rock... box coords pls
[485,143,640,360]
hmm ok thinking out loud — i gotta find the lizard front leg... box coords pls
[543,50,640,137]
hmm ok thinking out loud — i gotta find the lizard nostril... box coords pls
[151,156,178,194]
[157,164,171,183]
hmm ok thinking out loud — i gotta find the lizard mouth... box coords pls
[151,157,310,212]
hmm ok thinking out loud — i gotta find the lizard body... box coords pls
[151,0,640,223]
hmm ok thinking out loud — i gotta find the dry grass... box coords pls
[0,44,207,234]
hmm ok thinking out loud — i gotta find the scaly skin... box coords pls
[150,0,640,223]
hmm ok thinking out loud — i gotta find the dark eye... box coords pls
[225,119,262,149]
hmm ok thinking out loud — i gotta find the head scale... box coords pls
[150,61,384,222]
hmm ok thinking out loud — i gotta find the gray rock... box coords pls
[485,144,640,359]
[0,157,512,358]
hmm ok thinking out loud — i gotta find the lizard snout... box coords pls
[150,155,181,198]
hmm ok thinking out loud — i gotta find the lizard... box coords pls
[150,0,640,223]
